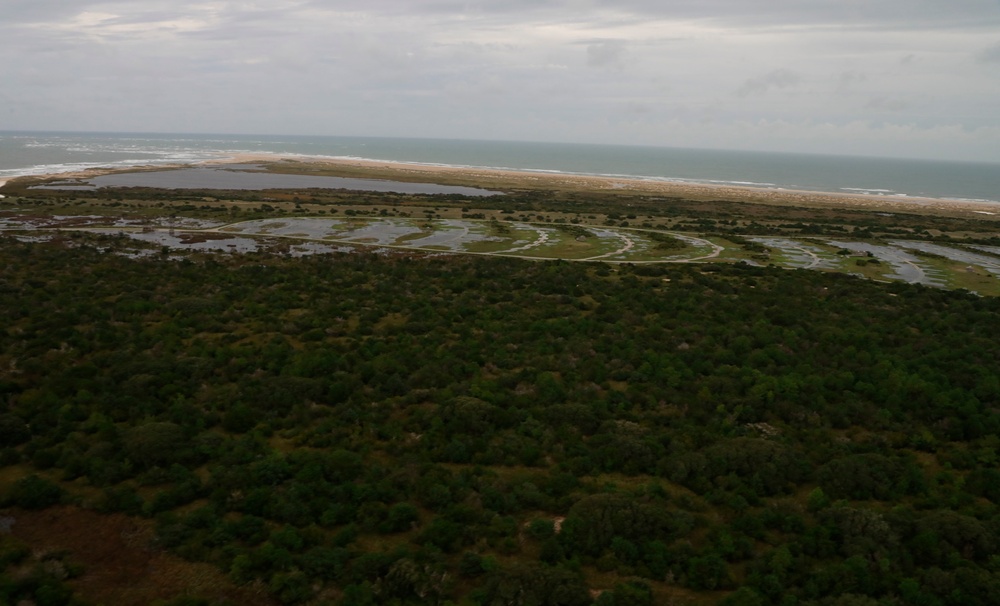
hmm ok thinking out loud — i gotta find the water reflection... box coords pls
[32,165,501,196]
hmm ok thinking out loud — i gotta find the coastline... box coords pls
[3,152,999,219]
[217,153,1000,218]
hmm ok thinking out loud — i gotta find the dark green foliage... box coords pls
[526,518,556,541]
[594,581,654,606]
[3,240,1000,605]
[818,454,914,500]
[476,563,592,606]
[379,502,419,533]
[0,537,84,606]
[222,404,257,433]
[719,587,766,606]
[158,598,211,606]
[560,494,692,557]
[0,414,30,445]
[5,475,65,509]
[702,437,805,496]
[123,422,188,468]
[97,485,144,514]
[685,552,733,590]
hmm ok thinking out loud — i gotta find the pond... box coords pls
[31,165,502,196]
[891,241,1000,277]
[827,240,945,286]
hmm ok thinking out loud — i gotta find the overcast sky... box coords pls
[2,1,1000,161]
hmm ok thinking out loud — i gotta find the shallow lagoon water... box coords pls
[34,166,501,197]
[500,224,554,254]
[118,230,265,253]
[891,241,1000,277]
[584,229,635,260]
[405,231,465,249]
[334,220,423,245]
[288,242,357,257]
[668,233,719,258]
[8,234,55,243]
[828,240,945,286]
[970,245,1000,257]
[2,211,993,282]
[223,218,508,251]
[151,217,226,230]
[749,237,839,269]
[223,218,345,239]
[404,220,489,250]
[590,228,621,239]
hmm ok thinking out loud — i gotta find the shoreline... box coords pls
[3,152,999,218]
[221,153,1000,217]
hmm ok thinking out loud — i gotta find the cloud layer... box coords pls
[2,0,999,161]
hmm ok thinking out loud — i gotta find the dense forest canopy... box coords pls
[2,234,1000,605]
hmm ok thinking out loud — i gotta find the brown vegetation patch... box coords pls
[1,214,110,229]
[175,232,245,244]
[5,505,277,606]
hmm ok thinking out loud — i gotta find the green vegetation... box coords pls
[1,534,84,606]
[3,167,1000,604]
[1,235,1000,605]
[645,230,687,251]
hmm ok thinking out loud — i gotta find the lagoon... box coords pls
[32,165,500,197]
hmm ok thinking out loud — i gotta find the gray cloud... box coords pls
[736,69,801,97]
[1,0,999,161]
[7,1,999,31]
[865,97,910,112]
[978,42,1000,63]
[836,71,868,92]
[419,0,997,31]
[586,41,626,69]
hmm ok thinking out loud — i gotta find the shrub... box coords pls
[6,475,64,509]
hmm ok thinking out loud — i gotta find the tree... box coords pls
[818,454,907,500]
[719,587,766,606]
[123,421,187,468]
[5,475,64,509]
[0,414,30,445]
[476,563,592,606]
[379,502,420,534]
[560,494,691,557]
[595,581,654,606]
[685,553,732,590]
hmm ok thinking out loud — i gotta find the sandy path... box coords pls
[414,224,470,248]
[584,232,634,260]
[795,246,822,269]
[678,236,724,261]
[500,227,549,254]
[631,231,723,262]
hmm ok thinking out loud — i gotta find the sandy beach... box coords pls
[4,152,999,219]
[218,153,1000,218]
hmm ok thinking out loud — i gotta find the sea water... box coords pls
[1,131,998,203]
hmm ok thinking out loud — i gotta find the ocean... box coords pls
[1,130,998,204]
